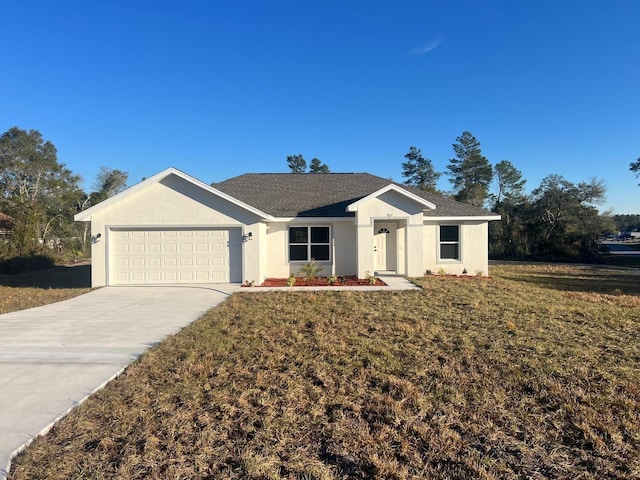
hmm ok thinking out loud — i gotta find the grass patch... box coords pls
[0,264,91,314]
[9,264,640,479]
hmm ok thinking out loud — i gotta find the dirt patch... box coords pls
[256,275,386,287]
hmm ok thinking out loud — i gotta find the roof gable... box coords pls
[74,167,273,222]
[346,184,436,212]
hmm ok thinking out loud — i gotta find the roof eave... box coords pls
[423,215,502,221]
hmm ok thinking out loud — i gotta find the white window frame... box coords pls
[438,224,461,262]
[288,225,331,263]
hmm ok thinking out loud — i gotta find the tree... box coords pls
[401,146,440,192]
[492,160,526,204]
[447,131,493,207]
[0,127,83,256]
[309,157,330,173]
[287,155,307,173]
[631,157,640,185]
[488,160,527,258]
[91,166,128,204]
[527,175,609,260]
[286,154,330,173]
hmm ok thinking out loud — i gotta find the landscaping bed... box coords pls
[256,275,387,287]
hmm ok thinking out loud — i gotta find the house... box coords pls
[74,167,500,287]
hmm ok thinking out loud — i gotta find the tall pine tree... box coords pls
[401,146,440,192]
[447,131,493,207]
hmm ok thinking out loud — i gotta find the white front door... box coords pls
[374,222,397,272]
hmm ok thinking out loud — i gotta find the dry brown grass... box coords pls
[8,264,640,479]
[0,264,91,314]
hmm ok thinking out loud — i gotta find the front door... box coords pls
[374,222,397,272]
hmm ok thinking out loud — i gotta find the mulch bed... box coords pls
[255,276,386,287]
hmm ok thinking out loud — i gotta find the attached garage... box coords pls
[109,227,242,285]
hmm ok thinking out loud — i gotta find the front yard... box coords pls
[8,264,640,479]
[0,265,91,314]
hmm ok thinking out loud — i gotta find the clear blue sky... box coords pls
[2,0,639,213]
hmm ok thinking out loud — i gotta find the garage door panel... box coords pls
[110,228,241,285]
[147,257,161,267]
[164,257,178,267]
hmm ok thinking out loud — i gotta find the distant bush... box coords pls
[0,254,56,274]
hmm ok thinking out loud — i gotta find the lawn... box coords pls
[0,264,91,314]
[8,264,640,479]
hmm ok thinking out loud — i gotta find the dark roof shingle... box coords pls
[213,173,496,218]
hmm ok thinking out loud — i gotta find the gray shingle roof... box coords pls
[213,173,497,218]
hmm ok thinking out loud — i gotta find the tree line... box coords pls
[399,131,617,261]
[0,127,128,261]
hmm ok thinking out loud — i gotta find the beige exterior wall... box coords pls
[87,175,264,286]
[332,221,357,276]
[423,220,490,276]
[265,222,288,278]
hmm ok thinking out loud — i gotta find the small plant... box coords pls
[476,270,484,277]
[286,273,296,287]
[437,268,447,276]
[299,259,324,280]
[425,269,433,276]
[365,271,378,285]
[462,268,468,275]
[242,279,255,287]
[327,274,338,285]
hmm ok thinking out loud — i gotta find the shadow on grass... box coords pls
[0,264,91,289]
[499,267,640,296]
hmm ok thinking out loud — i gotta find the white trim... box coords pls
[275,216,354,223]
[346,184,436,212]
[75,167,274,222]
[425,215,501,222]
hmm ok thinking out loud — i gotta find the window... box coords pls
[439,225,460,260]
[289,226,330,262]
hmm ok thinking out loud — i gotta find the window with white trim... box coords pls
[288,226,330,262]
[439,225,460,260]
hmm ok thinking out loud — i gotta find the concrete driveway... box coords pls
[0,284,238,479]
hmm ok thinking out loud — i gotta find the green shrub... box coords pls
[298,259,323,280]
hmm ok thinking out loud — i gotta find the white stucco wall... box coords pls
[85,175,264,286]
[423,220,490,276]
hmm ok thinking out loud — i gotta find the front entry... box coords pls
[374,222,397,272]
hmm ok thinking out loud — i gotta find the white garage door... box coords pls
[110,228,242,285]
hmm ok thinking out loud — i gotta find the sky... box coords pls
[2,0,639,213]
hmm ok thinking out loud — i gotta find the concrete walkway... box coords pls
[237,275,421,292]
[0,284,238,480]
